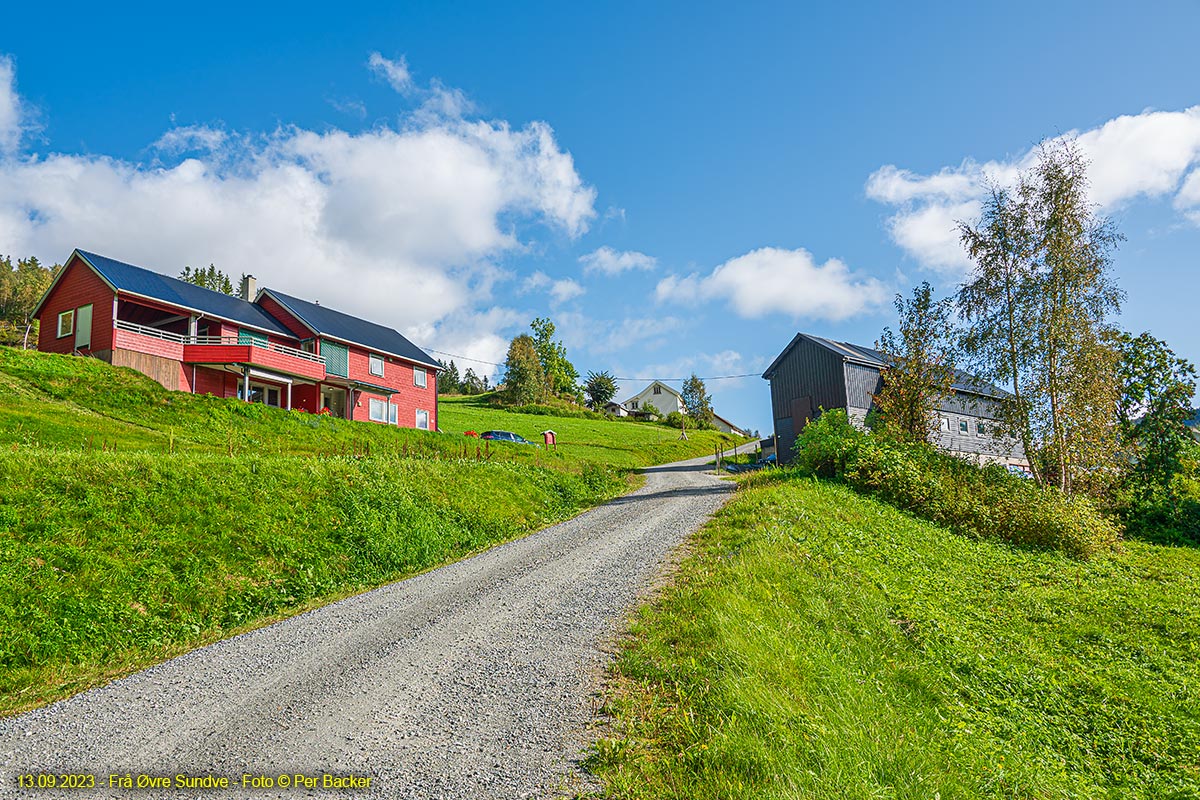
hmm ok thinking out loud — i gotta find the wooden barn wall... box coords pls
[767,338,846,464]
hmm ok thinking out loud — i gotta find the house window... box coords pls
[413,367,427,388]
[939,417,950,432]
[415,408,430,430]
[653,385,661,395]
[388,402,398,425]
[630,400,638,410]
[977,422,988,437]
[57,309,74,338]
[369,354,385,377]
[369,397,387,422]
[959,420,969,434]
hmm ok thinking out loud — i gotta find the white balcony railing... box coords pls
[115,319,325,365]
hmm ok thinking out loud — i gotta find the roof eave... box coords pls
[31,249,118,319]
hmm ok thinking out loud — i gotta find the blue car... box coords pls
[479,430,537,445]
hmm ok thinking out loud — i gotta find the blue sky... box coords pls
[3,1,1198,433]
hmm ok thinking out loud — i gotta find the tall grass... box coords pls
[588,474,1200,798]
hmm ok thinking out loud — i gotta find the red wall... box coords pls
[256,295,313,340]
[194,366,239,398]
[338,343,437,430]
[36,256,115,355]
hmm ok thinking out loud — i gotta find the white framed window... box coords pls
[959,420,969,434]
[653,385,662,395]
[415,408,430,430]
[630,400,638,410]
[57,309,74,338]
[413,367,427,389]
[939,417,950,432]
[977,422,988,437]
[388,402,398,425]
[369,354,385,377]
[369,397,387,422]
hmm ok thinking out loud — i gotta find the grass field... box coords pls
[588,470,1200,798]
[0,347,747,715]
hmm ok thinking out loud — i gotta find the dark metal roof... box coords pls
[261,289,439,369]
[763,331,1009,399]
[75,250,294,338]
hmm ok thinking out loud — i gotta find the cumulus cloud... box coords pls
[579,246,657,275]
[0,55,597,347]
[553,312,683,355]
[868,106,1200,272]
[655,246,887,321]
[367,53,413,93]
[521,271,585,304]
[0,56,24,154]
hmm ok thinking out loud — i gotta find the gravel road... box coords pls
[0,447,750,799]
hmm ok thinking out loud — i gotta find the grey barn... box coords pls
[762,332,1027,467]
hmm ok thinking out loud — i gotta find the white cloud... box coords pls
[0,56,24,154]
[579,245,657,275]
[0,55,596,343]
[868,106,1200,272]
[153,125,228,154]
[554,312,683,355]
[406,305,524,382]
[522,271,585,304]
[655,246,887,321]
[367,53,413,93]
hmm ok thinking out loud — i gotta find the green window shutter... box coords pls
[323,340,348,377]
[237,329,268,347]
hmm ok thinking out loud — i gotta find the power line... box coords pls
[612,373,760,382]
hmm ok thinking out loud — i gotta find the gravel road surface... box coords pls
[0,447,750,799]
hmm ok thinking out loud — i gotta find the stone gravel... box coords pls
[0,447,749,799]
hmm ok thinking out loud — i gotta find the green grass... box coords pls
[0,347,748,715]
[588,470,1200,798]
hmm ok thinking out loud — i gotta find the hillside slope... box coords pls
[590,471,1200,798]
[0,347,747,715]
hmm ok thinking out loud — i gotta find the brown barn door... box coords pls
[791,396,813,432]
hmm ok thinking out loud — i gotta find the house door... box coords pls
[321,386,348,418]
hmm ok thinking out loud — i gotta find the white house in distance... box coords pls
[622,380,685,416]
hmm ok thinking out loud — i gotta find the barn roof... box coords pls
[763,331,1009,399]
[63,250,294,337]
[260,289,439,369]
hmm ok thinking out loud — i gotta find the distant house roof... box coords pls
[623,380,681,404]
[36,250,295,338]
[763,332,1008,399]
[260,289,439,369]
[712,412,747,435]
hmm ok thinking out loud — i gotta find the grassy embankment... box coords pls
[0,347,745,715]
[589,471,1200,798]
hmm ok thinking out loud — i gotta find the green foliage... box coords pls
[530,317,580,398]
[873,282,957,443]
[793,410,1119,558]
[178,263,236,295]
[590,476,1200,798]
[958,139,1124,493]
[460,367,488,394]
[0,255,56,347]
[681,374,713,427]
[640,402,661,418]
[502,334,546,406]
[663,411,695,431]
[437,359,461,393]
[584,369,618,410]
[1115,331,1198,501]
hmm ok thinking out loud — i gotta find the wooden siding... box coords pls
[844,363,883,410]
[36,256,115,355]
[111,348,186,392]
[182,343,326,381]
[766,336,846,463]
[193,366,239,398]
[256,294,313,339]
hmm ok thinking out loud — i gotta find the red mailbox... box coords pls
[542,430,557,450]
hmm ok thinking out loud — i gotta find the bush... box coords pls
[793,410,1121,558]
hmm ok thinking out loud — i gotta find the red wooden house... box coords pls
[32,249,440,431]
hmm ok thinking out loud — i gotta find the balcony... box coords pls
[114,320,327,381]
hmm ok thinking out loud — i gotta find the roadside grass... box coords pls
[587,471,1200,798]
[0,347,748,715]
[0,451,625,715]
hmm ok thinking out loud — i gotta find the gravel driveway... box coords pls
[0,447,749,799]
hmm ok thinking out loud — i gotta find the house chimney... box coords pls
[240,275,257,301]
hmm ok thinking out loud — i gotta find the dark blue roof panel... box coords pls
[263,289,439,368]
[76,250,293,338]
